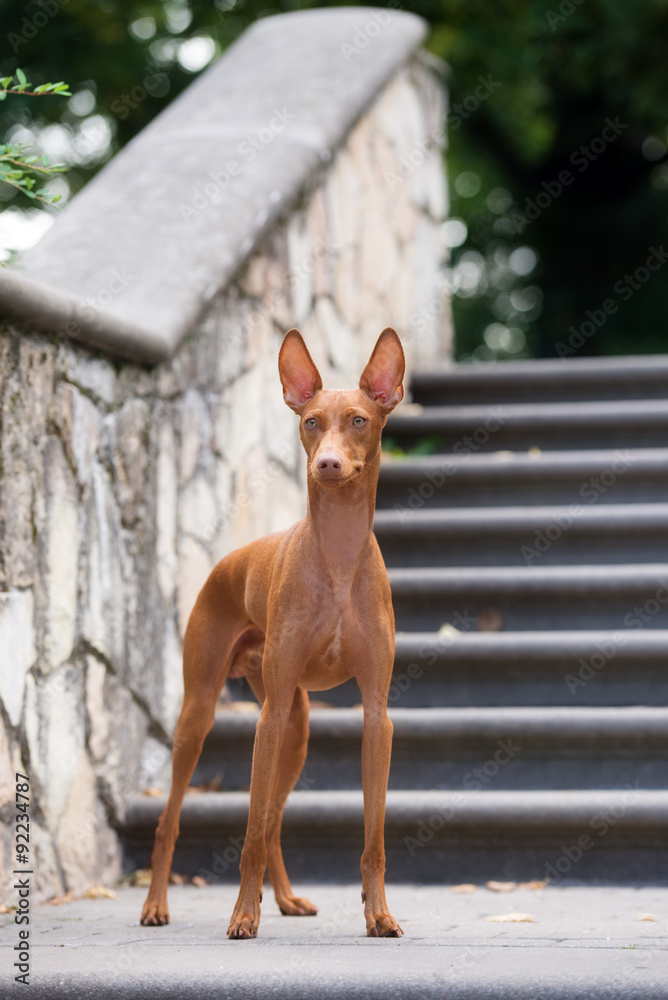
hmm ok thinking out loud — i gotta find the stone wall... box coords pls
[0,39,450,901]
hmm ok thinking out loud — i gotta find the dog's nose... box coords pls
[317,454,342,473]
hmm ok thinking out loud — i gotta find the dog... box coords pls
[140,327,405,938]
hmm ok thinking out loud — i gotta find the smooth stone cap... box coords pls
[14,7,428,361]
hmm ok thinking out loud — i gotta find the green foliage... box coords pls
[1,0,666,357]
[381,436,442,458]
[0,71,70,213]
[0,142,67,205]
[0,71,71,100]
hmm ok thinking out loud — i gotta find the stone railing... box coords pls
[0,7,451,901]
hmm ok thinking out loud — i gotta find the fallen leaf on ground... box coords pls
[0,903,16,913]
[45,891,76,906]
[131,869,152,888]
[477,608,503,632]
[438,623,461,638]
[192,876,207,888]
[226,701,259,713]
[486,912,534,923]
[84,885,116,900]
[528,447,542,458]
[188,773,224,794]
[635,913,655,921]
[486,881,517,893]
[169,873,190,886]
[142,787,163,797]
[518,880,548,891]
[451,884,477,894]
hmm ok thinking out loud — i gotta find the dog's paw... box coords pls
[140,900,169,926]
[366,912,403,938]
[227,912,259,939]
[277,894,318,916]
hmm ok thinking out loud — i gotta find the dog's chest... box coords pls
[320,613,345,664]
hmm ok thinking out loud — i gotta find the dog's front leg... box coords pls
[358,683,403,938]
[227,673,296,939]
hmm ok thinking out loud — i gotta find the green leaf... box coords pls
[22,189,36,199]
[51,195,61,203]
[0,93,6,102]
[0,77,12,89]
[16,69,27,86]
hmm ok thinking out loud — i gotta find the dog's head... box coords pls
[278,328,405,488]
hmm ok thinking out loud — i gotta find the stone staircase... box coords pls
[122,354,668,885]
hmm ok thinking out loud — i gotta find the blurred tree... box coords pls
[1,0,666,358]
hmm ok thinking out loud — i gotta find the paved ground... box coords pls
[2,883,668,998]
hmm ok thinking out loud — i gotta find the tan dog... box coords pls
[140,327,405,939]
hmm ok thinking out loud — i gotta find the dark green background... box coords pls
[1,0,666,359]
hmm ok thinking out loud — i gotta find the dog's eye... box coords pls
[304,418,317,429]
[353,417,366,427]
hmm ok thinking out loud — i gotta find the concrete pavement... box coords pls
[2,883,668,998]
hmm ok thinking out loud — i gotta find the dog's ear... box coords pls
[279,329,323,413]
[359,328,405,414]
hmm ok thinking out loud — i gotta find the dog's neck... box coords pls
[304,449,380,573]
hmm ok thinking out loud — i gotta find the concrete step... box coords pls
[27,884,668,1000]
[388,564,668,631]
[121,788,668,884]
[375,503,668,567]
[225,629,668,708]
[391,629,668,707]
[410,354,668,406]
[385,399,668,452]
[193,706,668,793]
[376,448,668,509]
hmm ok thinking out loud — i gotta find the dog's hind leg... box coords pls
[140,597,250,926]
[245,674,317,917]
